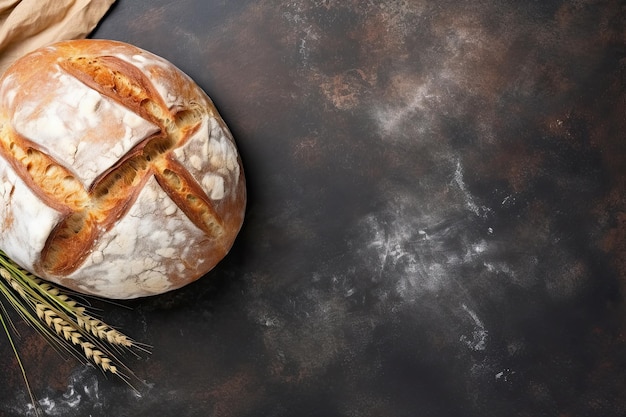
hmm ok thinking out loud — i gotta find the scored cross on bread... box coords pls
[0,40,246,299]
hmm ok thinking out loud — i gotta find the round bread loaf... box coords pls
[0,39,246,299]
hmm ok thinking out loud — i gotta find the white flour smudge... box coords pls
[352,170,500,308]
[375,80,441,138]
[495,368,516,382]
[18,366,102,417]
[453,160,491,218]
[360,210,459,302]
[460,304,488,351]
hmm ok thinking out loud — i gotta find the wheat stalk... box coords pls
[75,308,134,348]
[34,280,136,349]
[0,250,148,414]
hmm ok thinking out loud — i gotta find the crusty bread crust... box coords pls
[0,39,246,299]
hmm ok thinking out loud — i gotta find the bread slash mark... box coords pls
[38,55,223,275]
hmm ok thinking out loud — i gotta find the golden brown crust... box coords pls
[0,129,86,214]
[0,39,246,298]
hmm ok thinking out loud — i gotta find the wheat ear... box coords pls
[34,302,122,374]
[36,280,135,349]
[0,250,148,392]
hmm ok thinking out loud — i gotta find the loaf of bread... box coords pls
[0,39,246,299]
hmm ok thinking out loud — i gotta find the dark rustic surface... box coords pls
[1,0,625,416]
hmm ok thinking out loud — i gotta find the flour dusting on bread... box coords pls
[0,39,246,299]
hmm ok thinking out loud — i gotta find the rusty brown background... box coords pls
[1,0,625,416]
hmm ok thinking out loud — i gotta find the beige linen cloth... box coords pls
[0,0,115,75]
